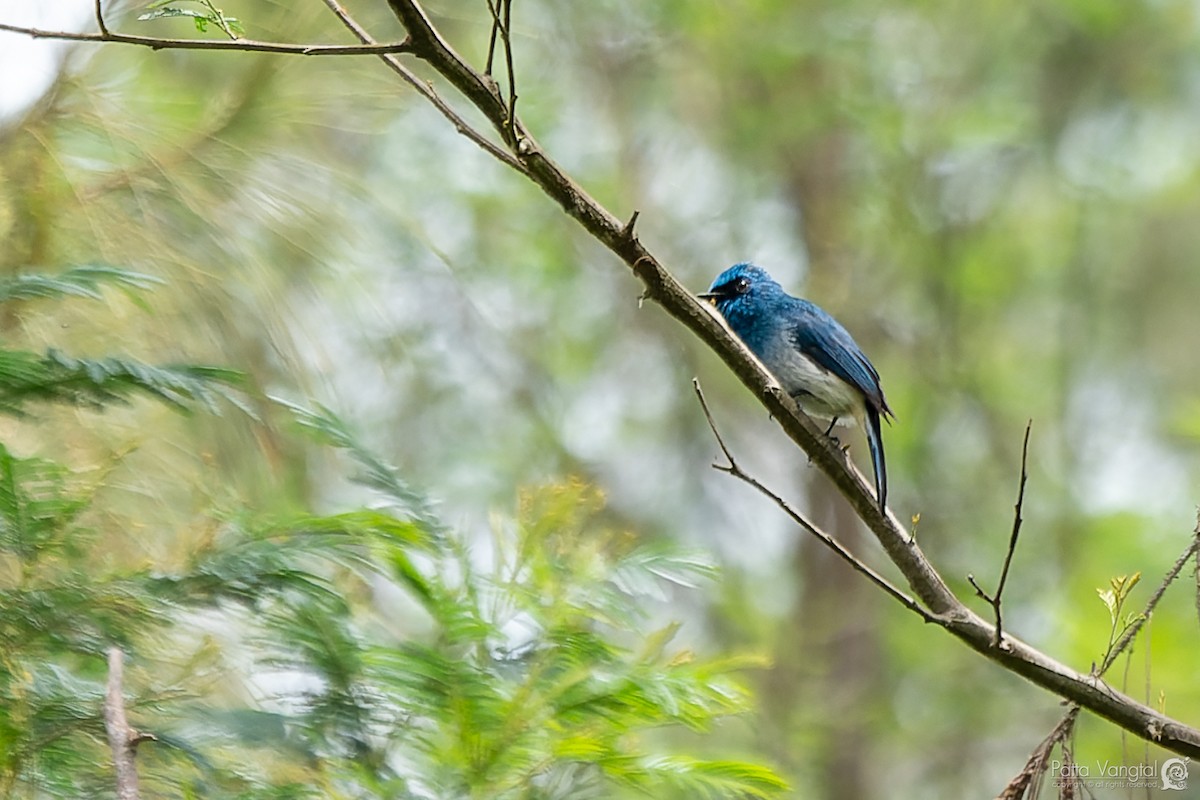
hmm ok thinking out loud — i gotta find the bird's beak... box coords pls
[697,291,721,306]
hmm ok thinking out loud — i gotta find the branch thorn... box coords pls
[621,210,640,240]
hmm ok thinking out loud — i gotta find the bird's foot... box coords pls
[822,416,850,453]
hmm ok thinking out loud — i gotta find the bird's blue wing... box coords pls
[788,302,889,416]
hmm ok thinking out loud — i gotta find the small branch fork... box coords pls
[968,420,1032,649]
[104,647,155,800]
[693,379,934,623]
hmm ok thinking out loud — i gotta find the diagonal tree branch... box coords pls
[380,0,1200,758]
[0,20,415,56]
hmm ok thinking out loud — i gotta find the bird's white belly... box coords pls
[765,337,863,421]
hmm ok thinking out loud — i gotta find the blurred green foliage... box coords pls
[0,273,781,795]
[1,0,1200,796]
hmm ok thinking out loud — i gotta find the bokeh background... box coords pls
[3,0,1200,796]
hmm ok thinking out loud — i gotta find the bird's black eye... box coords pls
[733,277,751,294]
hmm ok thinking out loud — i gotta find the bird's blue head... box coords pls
[698,263,784,318]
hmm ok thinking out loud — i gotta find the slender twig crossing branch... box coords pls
[1194,517,1200,630]
[485,1,500,76]
[693,378,934,623]
[0,20,415,55]
[482,0,517,138]
[319,0,525,173]
[501,0,517,139]
[968,420,1032,648]
[94,0,109,36]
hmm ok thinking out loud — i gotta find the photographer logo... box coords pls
[1161,757,1188,791]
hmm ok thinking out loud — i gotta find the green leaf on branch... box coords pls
[137,0,244,38]
[1097,572,1144,666]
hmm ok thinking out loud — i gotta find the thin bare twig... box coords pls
[104,647,154,800]
[319,0,525,173]
[693,378,934,623]
[481,0,517,141]
[1195,515,1200,631]
[94,0,109,36]
[502,0,517,140]
[0,21,414,55]
[484,0,500,76]
[968,420,1032,648]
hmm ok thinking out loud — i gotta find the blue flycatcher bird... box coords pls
[699,263,893,511]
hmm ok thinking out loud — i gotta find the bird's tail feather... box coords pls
[865,405,887,512]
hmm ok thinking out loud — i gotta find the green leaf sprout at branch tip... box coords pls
[1098,572,1143,666]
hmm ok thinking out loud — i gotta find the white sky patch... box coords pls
[0,1,91,121]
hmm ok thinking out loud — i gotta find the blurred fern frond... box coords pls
[241,408,785,798]
[0,382,784,798]
[274,397,448,538]
[0,348,245,415]
[0,265,162,303]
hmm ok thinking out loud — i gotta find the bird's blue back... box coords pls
[703,263,893,509]
[706,264,885,408]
